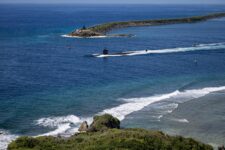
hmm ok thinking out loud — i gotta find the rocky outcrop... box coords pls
[78,121,89,132]
[8,114,214,150]
[69,29,103,37]
[218,145,225,150]
[78,114,120,132]
[88,114,120,132]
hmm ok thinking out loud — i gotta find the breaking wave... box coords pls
[94,42,225,58]
[100,91,179,120]
[2,86,224,149]
[35,85,225,137]
[171,118,189,123]
[35,115,93,137]
[0,129,17,150]
[61,34,108,38]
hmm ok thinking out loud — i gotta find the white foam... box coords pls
[98,86,225,121]
[61,34,108,38]
[2,85,225,148]
[175,86,225,101]
[161,103,179,114]
[35,115,83,136]
[95,42,225,57]
[36,115,81,127]
[100,91,180,120]
[152,115,163,121]
[172,118,189,123]
[34,86,225,139]
[34,91,180,137]
[35,115,94,137]
[0,129,18,150]
[38,123,71,137]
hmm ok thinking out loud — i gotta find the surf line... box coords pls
[35,85,225,137]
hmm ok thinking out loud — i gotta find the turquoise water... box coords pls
[1,4,225,149]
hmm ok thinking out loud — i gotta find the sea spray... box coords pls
[0,130,17,150]
[35,115,93,137]
[100,91,180,120]
[35,85,225,137]
[2,86,225,149]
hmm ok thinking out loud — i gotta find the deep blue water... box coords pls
[1,4,225,149]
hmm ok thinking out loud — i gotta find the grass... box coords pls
[8,128,213,150]
[87,12,225,33]
[8,114,213,150]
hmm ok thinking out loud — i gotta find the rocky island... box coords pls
[68,12,225,38]
[8,114,213,150]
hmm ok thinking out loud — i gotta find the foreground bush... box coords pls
[8,114,213,150]
[8,128,213,150]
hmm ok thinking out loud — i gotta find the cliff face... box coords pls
[68,12,225,37]
[8,114,213,150]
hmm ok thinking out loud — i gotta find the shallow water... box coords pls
[0,4,225,149]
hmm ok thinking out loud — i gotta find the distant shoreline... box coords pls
[68,12,225,37]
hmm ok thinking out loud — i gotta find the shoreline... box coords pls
[3,85,225,150]
[8,114,214,150]
[68,12,225,37]
[2,86,225,149]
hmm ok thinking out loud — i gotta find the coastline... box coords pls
[68,12,225,38]
[3,85,225,150]
[7,114,213,150]
[1,4,225,150]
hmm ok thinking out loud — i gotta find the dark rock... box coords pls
[69,29,103,37]
[218,145,225,150]
[78,121,89,132]
[88,114,120,132]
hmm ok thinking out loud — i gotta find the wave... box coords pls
[35,91,179,137]
[36,115,81,128]
[100,91,179,120]
[2,85,224,149]
[152,115,163,121]
[61,34,134,39]
[156,103,179,114]
[171,118,189,123]
[94,42,225,58]
[34,85,225,137]
[0,129,17,150]
[61,34,108,38]
[35,115,93,137]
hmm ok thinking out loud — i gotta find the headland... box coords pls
[68,12,225,38]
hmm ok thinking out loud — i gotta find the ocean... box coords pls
[0,4,225,149]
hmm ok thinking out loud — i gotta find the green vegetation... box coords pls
[8,114,213,150]
[8,129,213,150]
[88,114,120,132]
[69,12,225,37]
[88,12,225,33]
